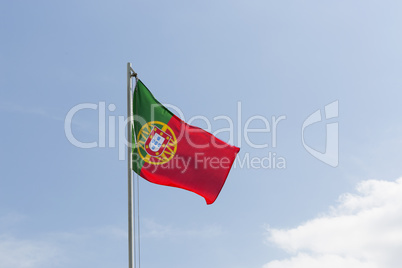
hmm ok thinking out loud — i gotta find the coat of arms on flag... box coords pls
[136,121,177,165]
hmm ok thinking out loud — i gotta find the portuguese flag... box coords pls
[132,80,240,204]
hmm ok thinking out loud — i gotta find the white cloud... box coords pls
[0,212,26,227]
[264,253,377,268]
[93,225,128,240]
[0,235,60,268]
[0,214,128,268]
[0,102,63,121]
[264,178,402,268]
[142,219,223,239]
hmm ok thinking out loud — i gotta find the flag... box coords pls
[132,80,240,204]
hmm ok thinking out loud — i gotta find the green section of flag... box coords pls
[133,80,173,135]
[132,128,143,175]
[132,80,174,174]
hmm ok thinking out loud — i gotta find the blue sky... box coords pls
[1,1,402,267]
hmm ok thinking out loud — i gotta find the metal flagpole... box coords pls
[127,62,137,268]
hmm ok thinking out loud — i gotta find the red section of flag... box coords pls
[139,115,240,204]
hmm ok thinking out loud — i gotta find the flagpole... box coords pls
[127,62,136,268]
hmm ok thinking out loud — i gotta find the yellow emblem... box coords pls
[136,121,177,165]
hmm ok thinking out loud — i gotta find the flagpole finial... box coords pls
[127,62,138,79]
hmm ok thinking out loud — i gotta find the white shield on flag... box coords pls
[149,133,165,152]
[144,126,172,157]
